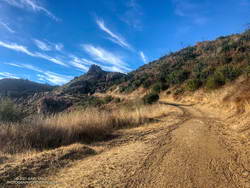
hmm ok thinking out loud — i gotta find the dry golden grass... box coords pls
[0,103,168,154]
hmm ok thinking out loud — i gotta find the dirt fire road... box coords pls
[33,102,249,188]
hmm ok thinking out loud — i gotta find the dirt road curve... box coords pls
[35,102,249,188]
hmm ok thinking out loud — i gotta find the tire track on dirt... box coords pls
[126,102,249,188]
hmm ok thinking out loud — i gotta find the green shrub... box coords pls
[193,63,211,83]
[79,96,104,107]
[142,79,153,89]
[205,65,241,90]
[0,98,26,122]
[143,92,159,104]
[103,96,113,103]
[218,65,241,81]
[114,98,121,103]
[151,82,169,93]
[245,65,250,77]
[185,79,202,91]
[205,73,226,89]
[167,70,190,85]
[151,83,161,93]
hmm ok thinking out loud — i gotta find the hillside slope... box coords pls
[119,30,250,94]
[0,78,55,98]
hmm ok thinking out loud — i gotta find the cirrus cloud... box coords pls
[2,0,60,21]
[96,18,132,50]
[0,40,68,66]
[82,44,131,72]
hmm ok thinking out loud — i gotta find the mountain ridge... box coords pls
[0,78,56,99]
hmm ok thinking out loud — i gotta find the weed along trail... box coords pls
[30,102,248,188]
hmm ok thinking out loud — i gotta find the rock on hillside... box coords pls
[58,65,126,95]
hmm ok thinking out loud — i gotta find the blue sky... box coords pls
[0,0,249,85]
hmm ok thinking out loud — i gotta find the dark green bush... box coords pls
[143,92,159,104]
[0,98,26,122]
[114,98,121,103]
[103,96,113,103]
[205,73,226,89]
[185,79,202,91]
[151,82,161,93]
[167,70,190,85]
[151,82,169,93]
[205,65,241,89]
[142,79,153,88]
[218,65,241,81]
[79,96,104,107]
[245,65,250,77]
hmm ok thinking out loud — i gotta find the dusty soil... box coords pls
[1,102,249,188]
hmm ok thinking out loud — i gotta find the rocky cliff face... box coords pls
[59,65,126,95]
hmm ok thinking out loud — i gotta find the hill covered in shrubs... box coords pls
[119,29,250,96]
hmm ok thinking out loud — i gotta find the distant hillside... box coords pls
[0,78,56,98]
[119,29,250,94]
[57,65,126,95]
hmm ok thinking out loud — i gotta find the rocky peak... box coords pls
[87,65,104,75]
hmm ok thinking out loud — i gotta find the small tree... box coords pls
[205,73,225,89]
[151,82,169,93]
[185,79,201,91]
[143,92,159,104]
[152,83,162,93]
[245,65,250,77]
[167,70,190,85]
[0,98,26,122]
[103,95,113,103]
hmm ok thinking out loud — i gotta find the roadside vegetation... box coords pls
[0,98,26,123]
[0,103,168,154]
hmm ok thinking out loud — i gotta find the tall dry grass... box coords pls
[0,104,168,154]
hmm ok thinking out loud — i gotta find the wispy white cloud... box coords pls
[69,56,89,72]
[5,62,43,72]
[82,44,131,72]
[69,55,126,73]
[54,43,64,51]
[100,65,125,73]
[2,0,59,21]
[139,51,147,63]
[96,19,132,49]
[172,0,208,25]
[33,39,51,51]
[0,41,35,56]
[0,41,68,66]
[37,72,73,85]
[35,53,67,67]
[0,21,15,33]
[5,62,72,85]
[0,72,19,79]
[33,39,64,52]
